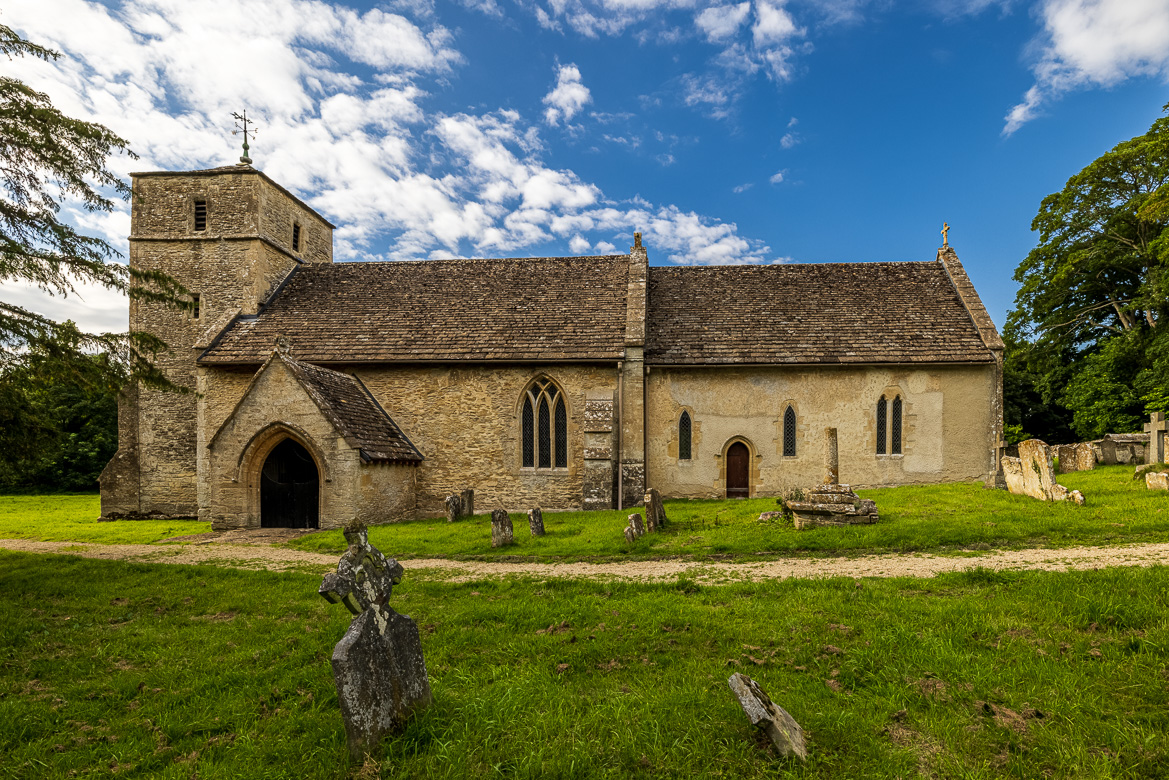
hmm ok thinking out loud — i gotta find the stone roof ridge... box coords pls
[324,253,629,266]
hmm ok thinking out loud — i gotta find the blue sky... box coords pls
[5,0,1169,334]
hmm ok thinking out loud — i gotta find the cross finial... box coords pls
[941,222,951,247]
[231,110,259,165]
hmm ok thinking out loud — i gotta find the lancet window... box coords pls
[876,396,888,455]
[679,411,692,460]
[522,378,567,469]
[783,406,797,457]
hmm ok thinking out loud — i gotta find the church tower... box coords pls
[100,163,334,518]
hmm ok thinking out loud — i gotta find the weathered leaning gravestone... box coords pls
[728,673,807,761]
[319,522,432,761]
[1001,439,1085,505]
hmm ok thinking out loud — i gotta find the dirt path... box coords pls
[2,537,1167,582]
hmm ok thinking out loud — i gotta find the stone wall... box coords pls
[200,361,620,518]
[101,167,334,519]
[204,358,416,529]
[357,364,619,516]
[645,363,997,498]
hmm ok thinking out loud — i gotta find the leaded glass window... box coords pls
[876,396,887,455]
[522,378,568,469]
[783,406,796,457]
[891,396,903,455]
[522,398,534,467]
[555,398,567,467]
[679,411,692,460]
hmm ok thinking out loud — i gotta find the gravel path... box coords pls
[2,537,1166,582]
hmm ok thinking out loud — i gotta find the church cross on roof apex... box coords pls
[231,110,259,165]
[941,222,951,247]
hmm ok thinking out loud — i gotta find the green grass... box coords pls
[2,551,1167,778]
[289,466,1169,561]
[0,495,209,544]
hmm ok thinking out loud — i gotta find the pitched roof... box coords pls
[281,357,422,463]
[645,262,996,365]
[198,256,630,364]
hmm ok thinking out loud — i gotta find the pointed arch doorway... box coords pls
[726,441,750,499]
[260,438,320,528]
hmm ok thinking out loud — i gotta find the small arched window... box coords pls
[876,396,888,455]
[891,395,903,455]
[783,406,796,457]
[522,378,567,469]
[679,411,692,460]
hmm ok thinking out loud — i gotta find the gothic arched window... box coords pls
[522,378,567,469]
[783,406,797,457]
[891,395,903,455]
[679,411,692,460]
[876,396,888,455]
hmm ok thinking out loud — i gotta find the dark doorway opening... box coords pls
[260,438,320,528]
[726,441,750,499]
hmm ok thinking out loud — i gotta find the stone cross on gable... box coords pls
[1145,412,1168,465]
[320,522,404,616]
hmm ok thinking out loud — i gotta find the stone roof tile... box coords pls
[645,262,995,365]
[200,256,630,364]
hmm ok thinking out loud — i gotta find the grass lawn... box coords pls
[2,551,1167,778]
[287,466,1169,561]
[0,495,209,545]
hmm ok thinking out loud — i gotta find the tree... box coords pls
[1006,102,1169,440]
[0,23,184,389]
[0,326,119,491]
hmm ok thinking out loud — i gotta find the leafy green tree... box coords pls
[1006,102,1169,440]
[0,326,119,491]
[0,23,183,388]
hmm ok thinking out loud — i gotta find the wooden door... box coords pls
[260,438,320,529]
[726,442,749,498]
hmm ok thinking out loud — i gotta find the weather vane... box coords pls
[231,110,259,165]
[941,221,951,247]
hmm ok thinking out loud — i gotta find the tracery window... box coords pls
[783,406,796,457]
[891,396,903,455]
[522,378,567,469]
[679,411,692,460]
[876,396,888,455]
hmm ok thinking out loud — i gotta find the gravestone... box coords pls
[490,509,514,547]
[625,512,645,540]
[783,484,878,530]
[461,488,474,518]
[528,507,545,536]
[1144,413,1167,465]
[319,522,432,762]
[728,673,807,761]
[643,488,667,531]
[444,495,462,523]
[1147,471,1169,491]
[1057,442,1096,473]
[1001,439,1085,505]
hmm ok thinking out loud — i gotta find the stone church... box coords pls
[99,164,1005,530]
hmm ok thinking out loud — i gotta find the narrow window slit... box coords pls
[679,411,692,460]
[194,200,207,232]
[876,396,887,455]
[783,406,796,457]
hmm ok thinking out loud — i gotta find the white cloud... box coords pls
[0,0,775,336]
[543,64,593,126]
[780,131,799,148]
[1004,0,1169,134]
[769,169,786,183]
[732,182,754,193]
[695,2,751,41]
[753,0,800,46]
